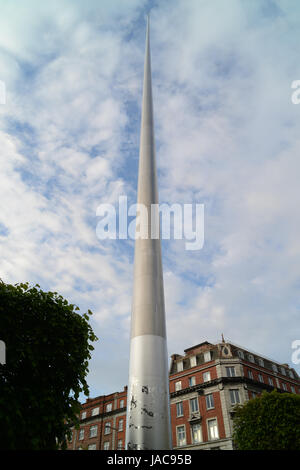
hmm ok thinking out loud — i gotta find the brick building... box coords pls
[67,339,300,450]
[67,386,127,450]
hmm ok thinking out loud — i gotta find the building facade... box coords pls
[67,386,127,450]
[67,340,300,450]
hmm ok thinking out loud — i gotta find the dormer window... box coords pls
[204,351,212,363]
[237,350,244,359]
[190,356,197,367]
[248,354,254,363]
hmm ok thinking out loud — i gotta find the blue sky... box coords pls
[0,0,300,399]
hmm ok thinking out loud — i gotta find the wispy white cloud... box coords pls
[0,0,299,396]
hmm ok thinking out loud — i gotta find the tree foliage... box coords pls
[0,280,98,450]
[233,389,300,450]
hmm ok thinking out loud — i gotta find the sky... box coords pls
[0,0,300,399]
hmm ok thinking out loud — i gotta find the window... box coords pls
[229,389,240,405]
[258,373,264,383]
[176,425,186,446]
[291,386,296,394]
[189,376,196,387]
[104,422,111,435]
[190,356,197,367]
[289,370,294,379]
[248,370,253,379]
[272,364,278,373]
[106,403,112,412]
[175,381,182,391]
[177,361,183,372]
[281,367,286,376]
[117,440,123,450]
[226,366,236,377]
[120,399,124,408]
[88,444,96,450]
[89,425,97,438]
[205,393,214,410]
[191,423,202,443]
[203,371,211,382]
[268,377,274,386]
[248,354,255,363]
[78,428,84,440]
[237,350,244,359]
[207,419,219,440]
[81,411,86,420]
[118,419,124,431]
[258,358,264,367]
[91,407,99,416]
[282,383,287,391]
[176,402,184,417]
[190,397,199,413]
[204,351,212,362]
[103,441,110,450]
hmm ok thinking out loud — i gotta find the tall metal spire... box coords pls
[125,16,172,450]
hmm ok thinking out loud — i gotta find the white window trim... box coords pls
[229,389,240,405]
[176,401,184,417]
[103,441,110,450]
[89,425,98,438]
[189,397,199,413]
[191,423,203,444]
[91,407,99,416]
[118,419,124,431]
[203,371,211,382]
[207,418,219,441]
[204,351,212,362]
[175,381,182,391]
[189,376,196,387]
[104,422,111,435]
[205,393,214,410]
[176,424,186,447]
[190,356,197,367]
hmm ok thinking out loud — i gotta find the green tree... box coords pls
[233,389,300,450]
[0,280,98,450]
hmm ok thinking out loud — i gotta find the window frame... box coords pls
[176,401,184,417]
[104,422,111,435]
[189,397,199,413]
[205,393,214,410]
[176,425,186,447]
[91,407,99,416]
[203,371,211,382]
[89,425,98,438]
[175,381,182,391]
[207,418,219,441]
[226,366,236,377]
[191,423,202,444]
[229,389,240,405]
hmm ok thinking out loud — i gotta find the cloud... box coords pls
[0,0,299,398]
